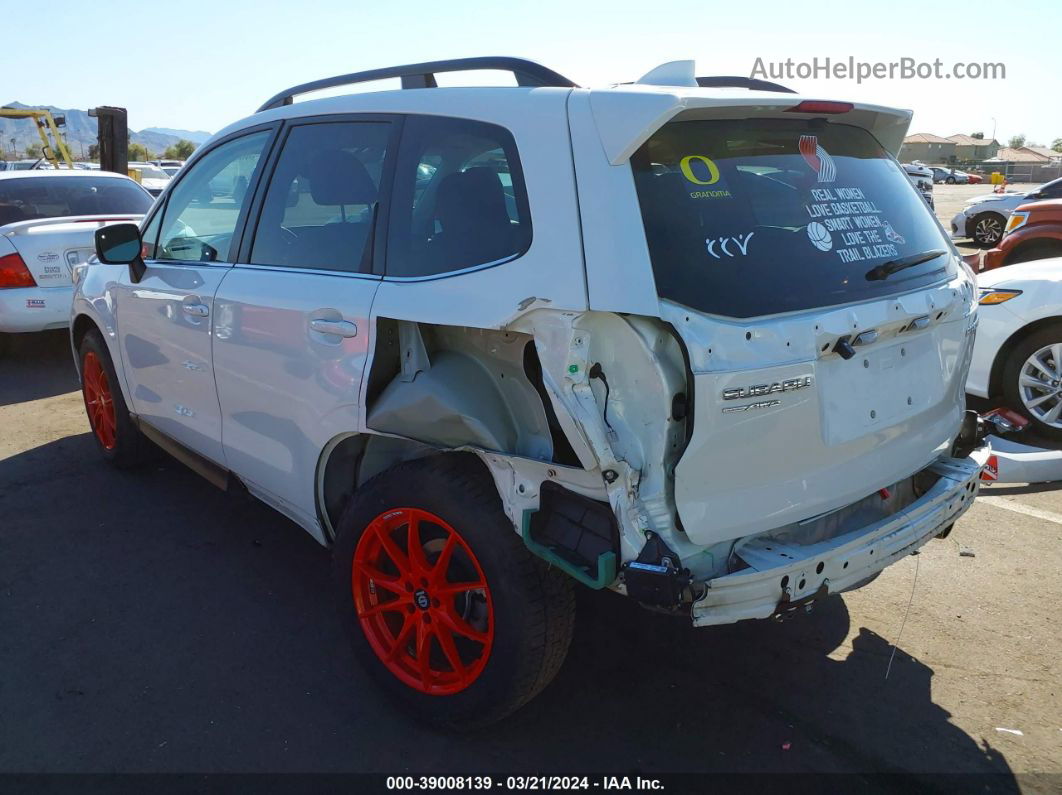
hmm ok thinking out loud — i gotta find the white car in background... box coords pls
[128,162,172,197]
[952,177,1062,248]
[0,170,152,355]
[968,257,1062,441]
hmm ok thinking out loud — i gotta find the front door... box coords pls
[115,129,272,464]
[212,118,394,530]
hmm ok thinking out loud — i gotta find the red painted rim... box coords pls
[352,507,494,696]
[82,351,117,451]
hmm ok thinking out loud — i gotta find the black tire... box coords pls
[331,454,575,730]
[970,212,1006,248]
[946,176,956,184]
[1007,240,1062,265]
[0,333,9,358]
[78,328,147,468]
[1001,324,1062,443]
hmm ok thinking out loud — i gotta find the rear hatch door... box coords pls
[627,113,974,546]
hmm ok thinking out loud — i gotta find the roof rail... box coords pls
[258,57,579,112]
[695,76,796,94]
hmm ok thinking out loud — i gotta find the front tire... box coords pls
[1002,324,1062,442]
[971,212,1005,248]
[78,329,146,467]
[332,455,575,730]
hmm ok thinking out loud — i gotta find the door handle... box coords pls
[310,318,358,338]
[182,302,209,317]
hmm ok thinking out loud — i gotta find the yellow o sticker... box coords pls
[679,155,720,186]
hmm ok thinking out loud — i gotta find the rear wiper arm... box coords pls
[865,249,946,281]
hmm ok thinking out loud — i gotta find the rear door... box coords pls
[114,128,274,464]
[212,117,395,530]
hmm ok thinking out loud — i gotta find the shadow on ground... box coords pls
[0,429,1016,787]
[0,330,79,406]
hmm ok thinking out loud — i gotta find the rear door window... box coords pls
[631,119,956,318]
[385,116,531,278]
[249,120,391,272]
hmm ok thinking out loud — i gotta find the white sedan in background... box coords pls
[0,170,152,355]
[968,257,1062,441]
[952,177,1062,248]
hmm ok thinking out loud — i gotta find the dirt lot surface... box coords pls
[2,287,1061,788]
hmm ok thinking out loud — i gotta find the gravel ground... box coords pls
[1,300,1060,788]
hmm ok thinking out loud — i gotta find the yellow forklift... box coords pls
[0,106,75,169]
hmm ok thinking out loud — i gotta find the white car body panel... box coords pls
[212,267,380,539]
[967,257,1062,397]
[1,214,142,333]
[114,261,230,464]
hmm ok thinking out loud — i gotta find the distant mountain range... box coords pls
[0,102,212,159]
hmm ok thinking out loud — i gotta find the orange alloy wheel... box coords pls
[82,351,117,451]
[352,507,495,695]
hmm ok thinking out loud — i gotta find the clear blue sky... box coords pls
[5,0,1060,145]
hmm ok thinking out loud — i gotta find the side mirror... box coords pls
[95,223,147,283]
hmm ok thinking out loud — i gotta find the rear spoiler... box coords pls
[1,214,143,236]
[586,87,913,164]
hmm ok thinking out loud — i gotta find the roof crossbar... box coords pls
[695,76,796,94]
[258,57,579,112]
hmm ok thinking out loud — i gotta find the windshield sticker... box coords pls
[680,155,732,199]
[807,222,833,251]
[706,232,755,259]
[799,136,837,183]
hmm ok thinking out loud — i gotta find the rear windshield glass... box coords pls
[631,119,955,318]
[0,176,152,222]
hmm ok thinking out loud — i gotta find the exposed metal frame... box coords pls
[258,57,579,112]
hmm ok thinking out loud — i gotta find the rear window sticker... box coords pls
[799,135,837,183]
[883,221,906,245]
[680,155,731,199]
[807,222,833,251]
[706,232,755,259]
[26,299,46,309]
[680,155,721,185]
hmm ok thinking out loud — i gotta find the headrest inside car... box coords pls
[306,149,377,206]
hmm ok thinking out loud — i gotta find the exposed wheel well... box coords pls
[989,317,1062,398]
[71,314,100,360]
[317,433,465,543]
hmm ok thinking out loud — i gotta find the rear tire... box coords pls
[1001,324,1062,443]
[0,333,9,358]
[78,328,146,468]
[332,454,575,730]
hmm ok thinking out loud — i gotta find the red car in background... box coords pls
[981,199,1062,270]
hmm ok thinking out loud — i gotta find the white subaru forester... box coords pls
[72,57,989,728]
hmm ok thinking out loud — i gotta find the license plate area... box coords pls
[820,334,942,445]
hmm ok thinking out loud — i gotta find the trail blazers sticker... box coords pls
[799,135,837,183]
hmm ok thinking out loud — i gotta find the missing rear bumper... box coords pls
[691,445,990,627]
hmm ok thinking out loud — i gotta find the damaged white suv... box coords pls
[72,57,989,728]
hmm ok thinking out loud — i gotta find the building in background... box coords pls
[947,134,1000,161]
[900,133,957,164]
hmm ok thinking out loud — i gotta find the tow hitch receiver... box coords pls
[771,582,830,621]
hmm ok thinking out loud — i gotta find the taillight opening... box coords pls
[0,251,37,289]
